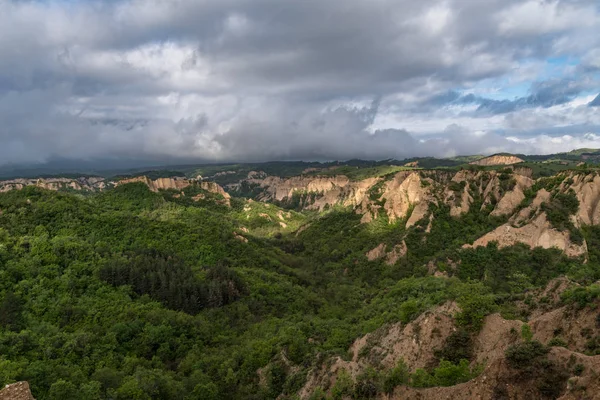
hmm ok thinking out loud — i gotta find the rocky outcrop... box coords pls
[444,170,473,217]
[298,302,460,399]
[115,176,190,192]
[0,382,35,400]
[465,213,587,258]
[391,346,599,400]
[469,155,524,166]
[115,176,231,205]
[386,242,408,265]
[235,174,379,211]
[298,280,600,400]
[441,169,532,218]
[366,243,387,261]
[490,174,533,217]
[0,174,231,206]
[569,173,600,225]
[512,189,551,226]
[198,181,231,205]
[366,241,407,265]
[232,170,600,260]
[382,172,433,227]
[0,177,106,192]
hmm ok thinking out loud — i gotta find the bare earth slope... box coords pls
[298,279,600,400]
[469,155,525,166]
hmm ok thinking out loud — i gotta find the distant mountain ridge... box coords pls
[1,148,600,179]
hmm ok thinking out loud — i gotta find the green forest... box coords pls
[0,179,598,399]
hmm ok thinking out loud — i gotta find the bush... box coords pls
[410,359,481,388]
[505,341,549,370]
[455,292,497,331]
[434,329,473,364]
[330,369,353,399]
[354,368,382,399]
[266,362,287,398]
[521,324,533,342]
[547,337,567,348]
[505,341,568,398]
[585,336,600,355]
[282,370,307,395]
[542,191,581,242]
[383,360,410,394]
[561,285,600,309]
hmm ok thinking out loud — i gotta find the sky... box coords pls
[1,0,600,166]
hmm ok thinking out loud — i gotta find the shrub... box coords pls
[308,387,327,400]
[410,359,481,388]
[585,336,600,355]
[330,369,353,400]
[455,292,497,331]
[542,191,581,242]
[434,329,473,364]
[505,341,549,370]
[561,285,600,309]
[521,324,533,342]
[354,368,382,399]
[505,340,568,398]
[547,337,567,348]
[383,360,410,394]
[266,362,287,398]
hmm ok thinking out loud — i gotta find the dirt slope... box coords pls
[464,212,588,258]
[298,279,600,400]
[469,155,524,166]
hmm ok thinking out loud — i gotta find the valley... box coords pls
[1,152,600,399]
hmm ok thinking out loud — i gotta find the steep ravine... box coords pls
[5,169,600,259]
[234,169,600,259]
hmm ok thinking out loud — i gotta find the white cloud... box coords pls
[497,0,599,36]
[0,0,599,166]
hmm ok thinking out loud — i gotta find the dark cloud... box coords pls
[0,0,599,166]
[590,94,600,107]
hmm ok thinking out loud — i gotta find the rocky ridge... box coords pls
[297,279,600,400]
[0,175,231,205]
[4,168,600,259]
[236,168,600,259]
[0,177,107,192]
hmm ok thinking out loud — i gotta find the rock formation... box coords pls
[0,177,106,192]
[298,280,600,400]
[115,176,190,192]
[570,173,600,225]
[366,241,407,265]
[382,172,433,227]
[0,382,35,400]
[0,175,231,206]
[469,155,524,166]
[465,213,587,258]
[233,174,379,211]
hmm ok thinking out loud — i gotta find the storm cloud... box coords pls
[1,0,599,165]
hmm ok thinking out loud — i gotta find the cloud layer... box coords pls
[1,0,599,165]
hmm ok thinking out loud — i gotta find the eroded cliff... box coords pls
[297,279,600,400]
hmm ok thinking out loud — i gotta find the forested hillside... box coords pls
[1,164,600,399]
